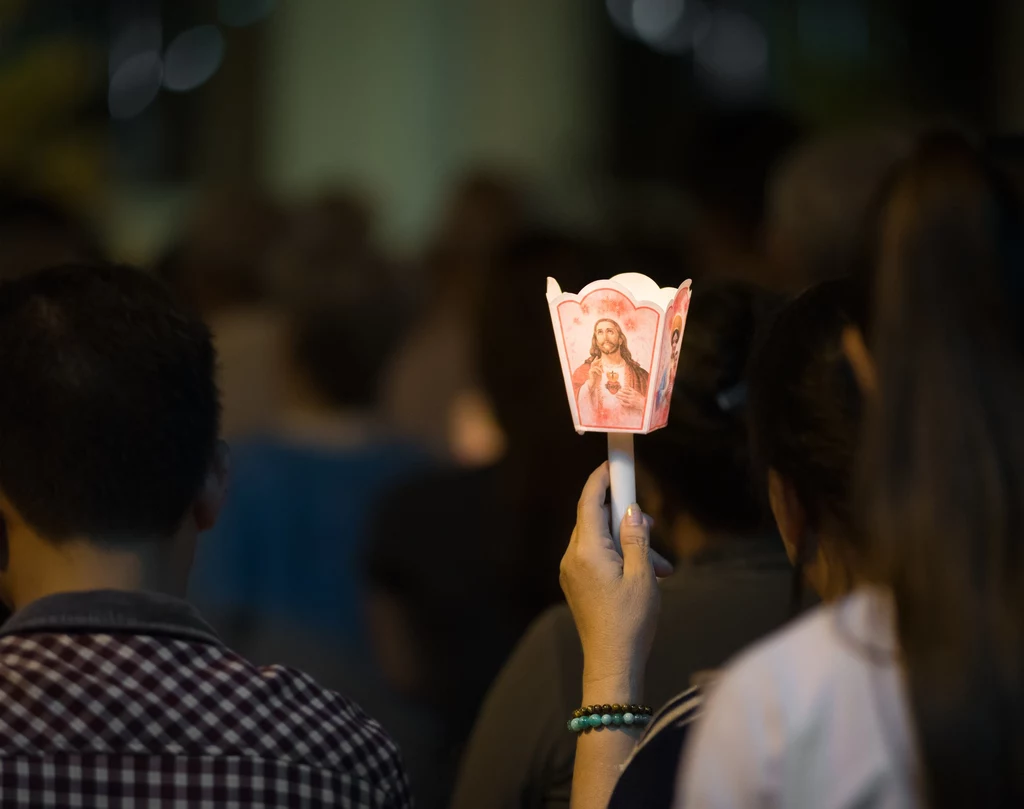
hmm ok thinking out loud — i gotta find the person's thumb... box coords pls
[620,503,654,580]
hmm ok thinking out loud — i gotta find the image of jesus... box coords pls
[572,318,650,429]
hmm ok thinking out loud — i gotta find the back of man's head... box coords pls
[0,263,219,542]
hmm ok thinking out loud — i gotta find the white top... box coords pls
[675,588,920,809]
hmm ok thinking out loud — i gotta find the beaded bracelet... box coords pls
[566,703,653,733]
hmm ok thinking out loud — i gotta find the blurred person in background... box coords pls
[382,169,529,459]
[187,246,429,661]
[473,228,612,617]
[450,280,792,809]
[155,187,290,439]
[357,228,605,809]
[764,127,912,292]
[680,109,802,293]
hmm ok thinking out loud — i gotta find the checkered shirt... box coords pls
[0,590,411,808]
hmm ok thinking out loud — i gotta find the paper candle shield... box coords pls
[547,272,692,434]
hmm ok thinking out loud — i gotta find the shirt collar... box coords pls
[833,586,899,661]
[0,589,222,646]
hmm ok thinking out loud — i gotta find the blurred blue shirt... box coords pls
[188,434,429,650]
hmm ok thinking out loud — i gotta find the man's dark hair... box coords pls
[0,263,220,541]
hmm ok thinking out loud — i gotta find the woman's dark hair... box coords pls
[747,278,866,605]
[861,132,1024,808]
[640,280,777,536]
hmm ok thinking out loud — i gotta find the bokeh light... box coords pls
[631,0,686,45]
[163,25,225,92]
[606,0,638,38]
[108,50,162,119]
[694,10,768,99]
[607,0,715,57]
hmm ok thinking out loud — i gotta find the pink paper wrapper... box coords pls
[547,273,692,435]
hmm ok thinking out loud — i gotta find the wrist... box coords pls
[581,662,645,707]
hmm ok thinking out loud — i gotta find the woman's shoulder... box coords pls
[678,589,915,807]
[714,587,896,701]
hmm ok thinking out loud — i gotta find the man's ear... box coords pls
[194,441,230,532]
[768,469,807,566]
[842,325,876,397]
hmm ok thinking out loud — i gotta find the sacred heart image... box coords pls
[547,273,692,434]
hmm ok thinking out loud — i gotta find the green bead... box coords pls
[587,714,602,728]
[601,714,613,726]
[612,713,623,725]
[623,712,635,725]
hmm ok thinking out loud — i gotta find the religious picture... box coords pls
[571,317,651,429]
[550,284,659,431]
[651,284,692,429]
[547,273,691,435]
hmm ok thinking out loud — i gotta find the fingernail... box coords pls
[626,504,643,526]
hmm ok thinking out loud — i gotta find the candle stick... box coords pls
[547,272,692,538]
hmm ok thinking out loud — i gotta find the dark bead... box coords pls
[573,709,581,718]
[611,704,621,713]
[600,704,611,714]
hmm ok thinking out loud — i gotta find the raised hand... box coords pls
[560,464,672,685]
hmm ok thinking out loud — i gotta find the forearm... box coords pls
[570,664,644,809]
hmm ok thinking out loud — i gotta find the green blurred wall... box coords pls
[263,0,605,248]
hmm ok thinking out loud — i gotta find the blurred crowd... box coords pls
[9,99,1024,809]
[0,110,922,807]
